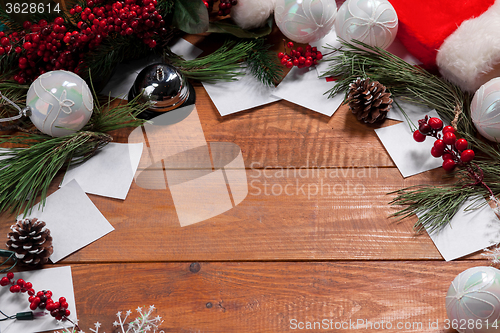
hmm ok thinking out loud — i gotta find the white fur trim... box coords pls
[230,0,276,30]
[437,0,500,92]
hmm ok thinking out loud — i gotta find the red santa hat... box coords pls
[389,0,500,92]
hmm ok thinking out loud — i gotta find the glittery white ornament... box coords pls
[446,266,500,333]
[335,0,398,49]
[471,77,500,142]
[274,0,337,44]
[26,70,93,137]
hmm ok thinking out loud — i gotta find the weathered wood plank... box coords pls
[0,168,466,262]
[110,85,400,169]
[68,261,480,333]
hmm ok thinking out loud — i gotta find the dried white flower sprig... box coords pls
[57,305,164,333]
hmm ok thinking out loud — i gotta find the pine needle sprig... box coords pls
[322,39,474,135]
[0,131,111,216]
[0,77,29,118]
[246,39,284,87]
[165,39,253,82]
[85,94,149,133]
[322,39,500,231]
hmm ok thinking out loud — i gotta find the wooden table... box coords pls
[0,55,482,333]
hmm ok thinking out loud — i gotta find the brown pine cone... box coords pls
[347,78,393,123]
[6,218,53,266]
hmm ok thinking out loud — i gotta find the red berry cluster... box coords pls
[1,272,71,321]
[413,116,475,172]
[3,0,164,84]
[203,0,237,16]
[277,41,323,69]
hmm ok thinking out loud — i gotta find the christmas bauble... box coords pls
[471,77,500,142]
[274,0,337,44]
[26,70,93,137]
[446,266,500,333]
[335,0,398,49]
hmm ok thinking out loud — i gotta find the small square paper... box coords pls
[21,180,114,263]
[386,98,433,122]
[202,66,281,116]
[375,110,443,177]
[310,30,342,77]
[422,197,500,261]
[272,66,344,117]
[61,142,143,200]
[0,266,76,333]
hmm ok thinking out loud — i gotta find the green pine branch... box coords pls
[165,38,283,85]
[246,39,283,87]
[322,39,499,232]
[322,39,474,135]
[0,91,148,216]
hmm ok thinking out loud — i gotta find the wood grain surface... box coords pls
[69,261,470,333]
[0,29,490,333]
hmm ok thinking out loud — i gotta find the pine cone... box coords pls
[347,78,393,123]
[6,218,53,266]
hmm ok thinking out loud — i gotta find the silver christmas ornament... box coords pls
[128,63,194,119]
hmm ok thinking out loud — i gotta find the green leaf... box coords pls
[172,0,209,34]
[207,16,273,39]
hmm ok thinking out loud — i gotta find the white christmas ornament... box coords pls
[471,77,500,142]
[230,0,276,30]
[446,266,500,333]
[335,0,398,49]
[274,0,337,44]
[26,70,93,137]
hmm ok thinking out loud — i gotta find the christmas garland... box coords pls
[0,0,284,217]
[323,40,500,232]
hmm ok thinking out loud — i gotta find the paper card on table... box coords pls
[421,197,500,261]
[20,180,114,263]
[386,98,433,122]
[61,142,143,200]
[100,38,202,98]
[169,37,203,60]
[0,266,77,333]
[375,110,442,177]
[311,30,342,77]
[272,66,344,116]
[202,66,281,116]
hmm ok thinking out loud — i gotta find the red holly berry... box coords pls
[419,123,432,134]
[442,126,455,134]
[430,147,443,158]
[428,117,443,130]
[461,149,475,163]
[413,130,426,142]
[442,153,453,161]
[443,132,457,145]
[442,159,456,172]
[455,138,468,151]
[434,139,446,152]
[6,272,14,280]
[0,277,9,286]
[10,285,21,293]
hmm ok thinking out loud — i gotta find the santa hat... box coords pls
[389,0,500,92]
